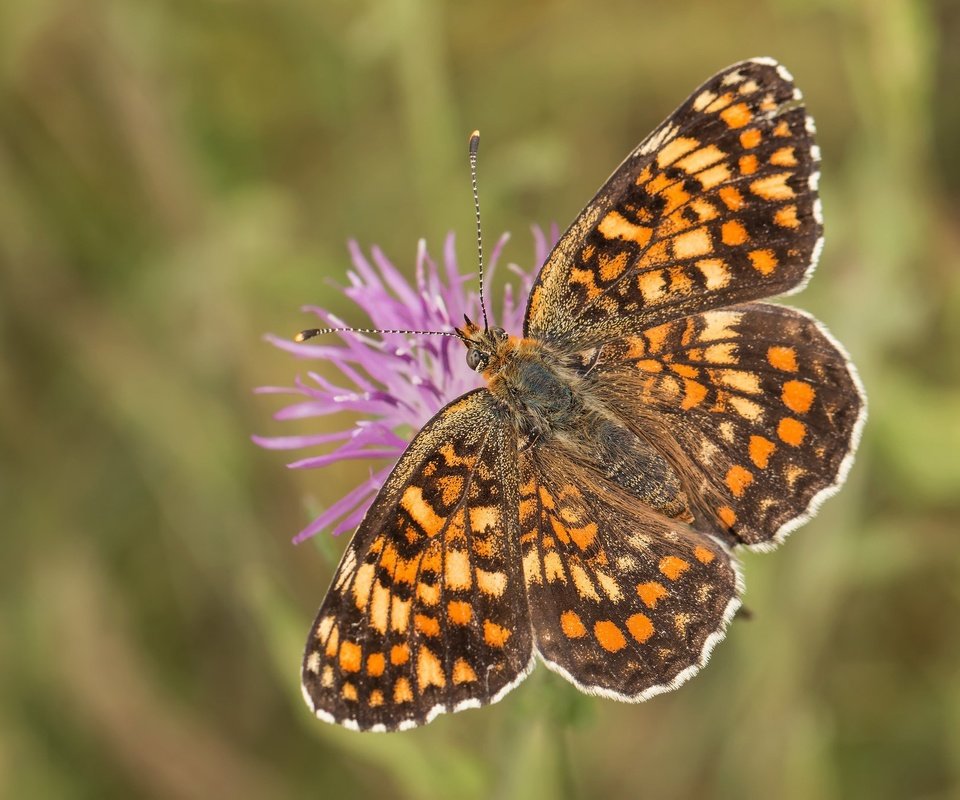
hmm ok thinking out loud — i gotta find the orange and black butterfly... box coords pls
[300,58,866,731]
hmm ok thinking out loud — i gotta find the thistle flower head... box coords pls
[254,228,555,543]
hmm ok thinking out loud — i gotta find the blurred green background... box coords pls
[3,0,959,798]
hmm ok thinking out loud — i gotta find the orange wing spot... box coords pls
[570,267,601,299]
[694,546,716,564]
[414,613,441,637]
[400,485,445,537]
[393,676,413,703]
[569,522,598,551]
[341,682,358,702]
[721,220,749,246]
[476,568,507,597]
[773,204,801,228]
[778,417,807,446]
[598,250,630,281]
[782,380,816,413]
[697,163,731,190]
[729,395,763,422]
[570,562,600,601]
[718,369,761,394]
[726,465,754,498]
[544,551,566,582]
[666,265,695,295]
[656,135,700,167]
[339,641,362,673]
[370,583,390,633]
[635,164,654,185]
[750,172,795,200]
[670,362,699,378]
[660,181,691,215]
[390,595,411,632]
[675,144,726,174]
[416,581,440,606]
[447,599,472,625]
[417,646,446,690]
[773,120,791,137]
[452,658,477,685]
[704,92,734,113]
[738,154,759,175]
[637,581,669,608]
[637,240,670,270]
[739,128,762,149]
[390,643,410,666]
[637,270,667,303]
[770,146,798,166]
[394,554,419,585]
[748,249,778,275]
[444,549,472,590]
[703,342,738,365]
[696,258,731,290]
[352,562,375,611]
[594,620,627,652]
[645,322,672,352]
[484,620,512,648]
[718,505,737,527]
[718,186,745,211]
[749,435,777,469]
[560,610,587,638]
[368,689,384,707]
[598,210,653,247]
[366,652,386,677]
[672,227,713,260]
[635,359,664,373]
[681,378,708,410]
[720,102,753,128]
[538,486,556,508]
[659,555,691,581]
[469,505,499,532]
[767,345,798,371]
[437,475,464,506]
[626,613,655,644]
[324,625,339,657]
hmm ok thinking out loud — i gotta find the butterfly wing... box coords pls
[590,302,866,548]
[517,442,741,699]
[301,389,533,731]
[525,58,821,348]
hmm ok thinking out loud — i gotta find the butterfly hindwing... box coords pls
[517,444,741,699]
[301,389,533,731]
[591,302,866,548]
[525,58,821,348]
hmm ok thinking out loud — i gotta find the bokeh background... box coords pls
[3,0,959,798]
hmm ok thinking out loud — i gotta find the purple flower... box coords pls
[254,227,556,543]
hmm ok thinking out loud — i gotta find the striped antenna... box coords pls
[295,326,461,343]
[468,130,490,331]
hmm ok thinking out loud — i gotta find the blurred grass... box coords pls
[1,0,959,798]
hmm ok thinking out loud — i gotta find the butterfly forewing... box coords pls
[302,390,533,731]
[525,58,822,348]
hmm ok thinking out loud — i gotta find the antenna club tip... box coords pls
[293,332,307,342]
[294,329,318,343]
[468,130,480,154]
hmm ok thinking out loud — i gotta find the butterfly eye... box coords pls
[492,327,508,342]
[466,349,488,372]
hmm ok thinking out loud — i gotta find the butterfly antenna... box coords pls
[468,130,490,331]
[295,326,459,343]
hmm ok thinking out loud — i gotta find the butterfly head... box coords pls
[456,315,513,375]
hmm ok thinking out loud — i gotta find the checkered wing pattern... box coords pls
[518,445,741,699]
[301,390,532,731]
[591,303,865,547]
[525,58,821,349]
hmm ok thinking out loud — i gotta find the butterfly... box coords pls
[299,58,866,732]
